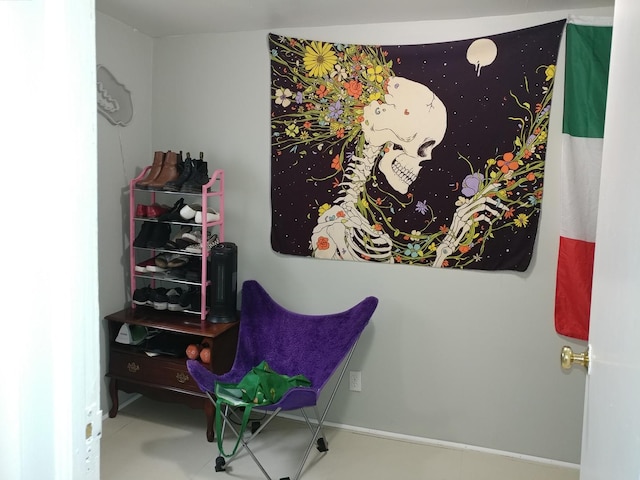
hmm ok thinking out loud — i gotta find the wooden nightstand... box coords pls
[105,307,238,442]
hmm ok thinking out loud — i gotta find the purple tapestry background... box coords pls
[270,20,565,270]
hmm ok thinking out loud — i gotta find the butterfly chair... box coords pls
[187,279,378,480]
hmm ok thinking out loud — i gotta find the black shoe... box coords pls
[167,288,185,311]
[146,223,171,248]
[166,254,189,269]
[179,286,199,311]
[133,222,155,248]
[163,154,194,192]
[184,257,201,282]
[132,286,153,306]
[150,287,169,310]
[170,266,187,279]
[185,271,201,283]
[181,153,210,193]
[163,226,193,250]
[157,198,186,222]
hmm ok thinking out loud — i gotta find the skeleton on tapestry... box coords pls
[310,76,506,266]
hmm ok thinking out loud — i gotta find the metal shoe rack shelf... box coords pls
[129,166,225,322]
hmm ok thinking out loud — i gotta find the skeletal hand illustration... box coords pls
[433,183,507,267]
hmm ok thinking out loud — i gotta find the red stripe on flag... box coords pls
[554,236,595,340]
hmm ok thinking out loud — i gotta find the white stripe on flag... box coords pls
[567,15,613,27]
[560,135,603,242]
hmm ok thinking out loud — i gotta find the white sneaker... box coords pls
[179,203,200,221]
[195,208,220,224]
[180,229,204,243]
[135,256,166,273]
[184,234,219,253]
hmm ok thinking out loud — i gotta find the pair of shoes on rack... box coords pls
[155,252,190,269]
[164,229,214,253]
[135,203,169,218]
[153,197,220,225]
[179,203,220,223]
[133,286,195,311]
[170,258,201,283]
[133,222,171,249]
[183,233,219,253]
[163,152,211,193]
[156,198,187,222]
[133,287,170,310]
[167,287,188,311]
[163,226,194,250]
[176,286,201,311]
[135,255,167,273]
[136,151,183,190]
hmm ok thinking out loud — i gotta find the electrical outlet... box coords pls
[349,371,361,392]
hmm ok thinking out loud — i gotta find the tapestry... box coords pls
[270,20,565,270]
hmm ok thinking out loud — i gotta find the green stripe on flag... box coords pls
[563,23,613,138]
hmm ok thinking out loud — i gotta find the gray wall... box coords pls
[97,12,154,410]
[97,7,612,465]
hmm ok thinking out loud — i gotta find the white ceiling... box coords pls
[95,0,614,38]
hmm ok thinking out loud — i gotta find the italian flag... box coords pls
[554,18,612,340]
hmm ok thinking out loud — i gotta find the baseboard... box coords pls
[101,393,142,420]
[277,411,580,470]
[102,395,579,470]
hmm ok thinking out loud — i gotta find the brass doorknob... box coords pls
[561,346,590,370]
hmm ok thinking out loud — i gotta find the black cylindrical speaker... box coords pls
[207,242,238,323]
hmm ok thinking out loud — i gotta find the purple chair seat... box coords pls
[188,279,378,411]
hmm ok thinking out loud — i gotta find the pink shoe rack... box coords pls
[129,166,225,322]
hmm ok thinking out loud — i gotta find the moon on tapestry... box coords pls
[466,38,498,76]
[269,20,566,271]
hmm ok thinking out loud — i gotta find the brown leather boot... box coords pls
[137,151,165,189]
[148,150,182,190]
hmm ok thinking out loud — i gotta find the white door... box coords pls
[0,1,101,479]
[578,0,640,478]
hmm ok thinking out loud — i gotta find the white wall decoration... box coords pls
[97,64,133,126]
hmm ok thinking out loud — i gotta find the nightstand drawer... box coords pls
[109,349,202,393]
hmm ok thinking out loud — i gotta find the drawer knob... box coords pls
[176,372,189,384]
[127,362,140,373]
